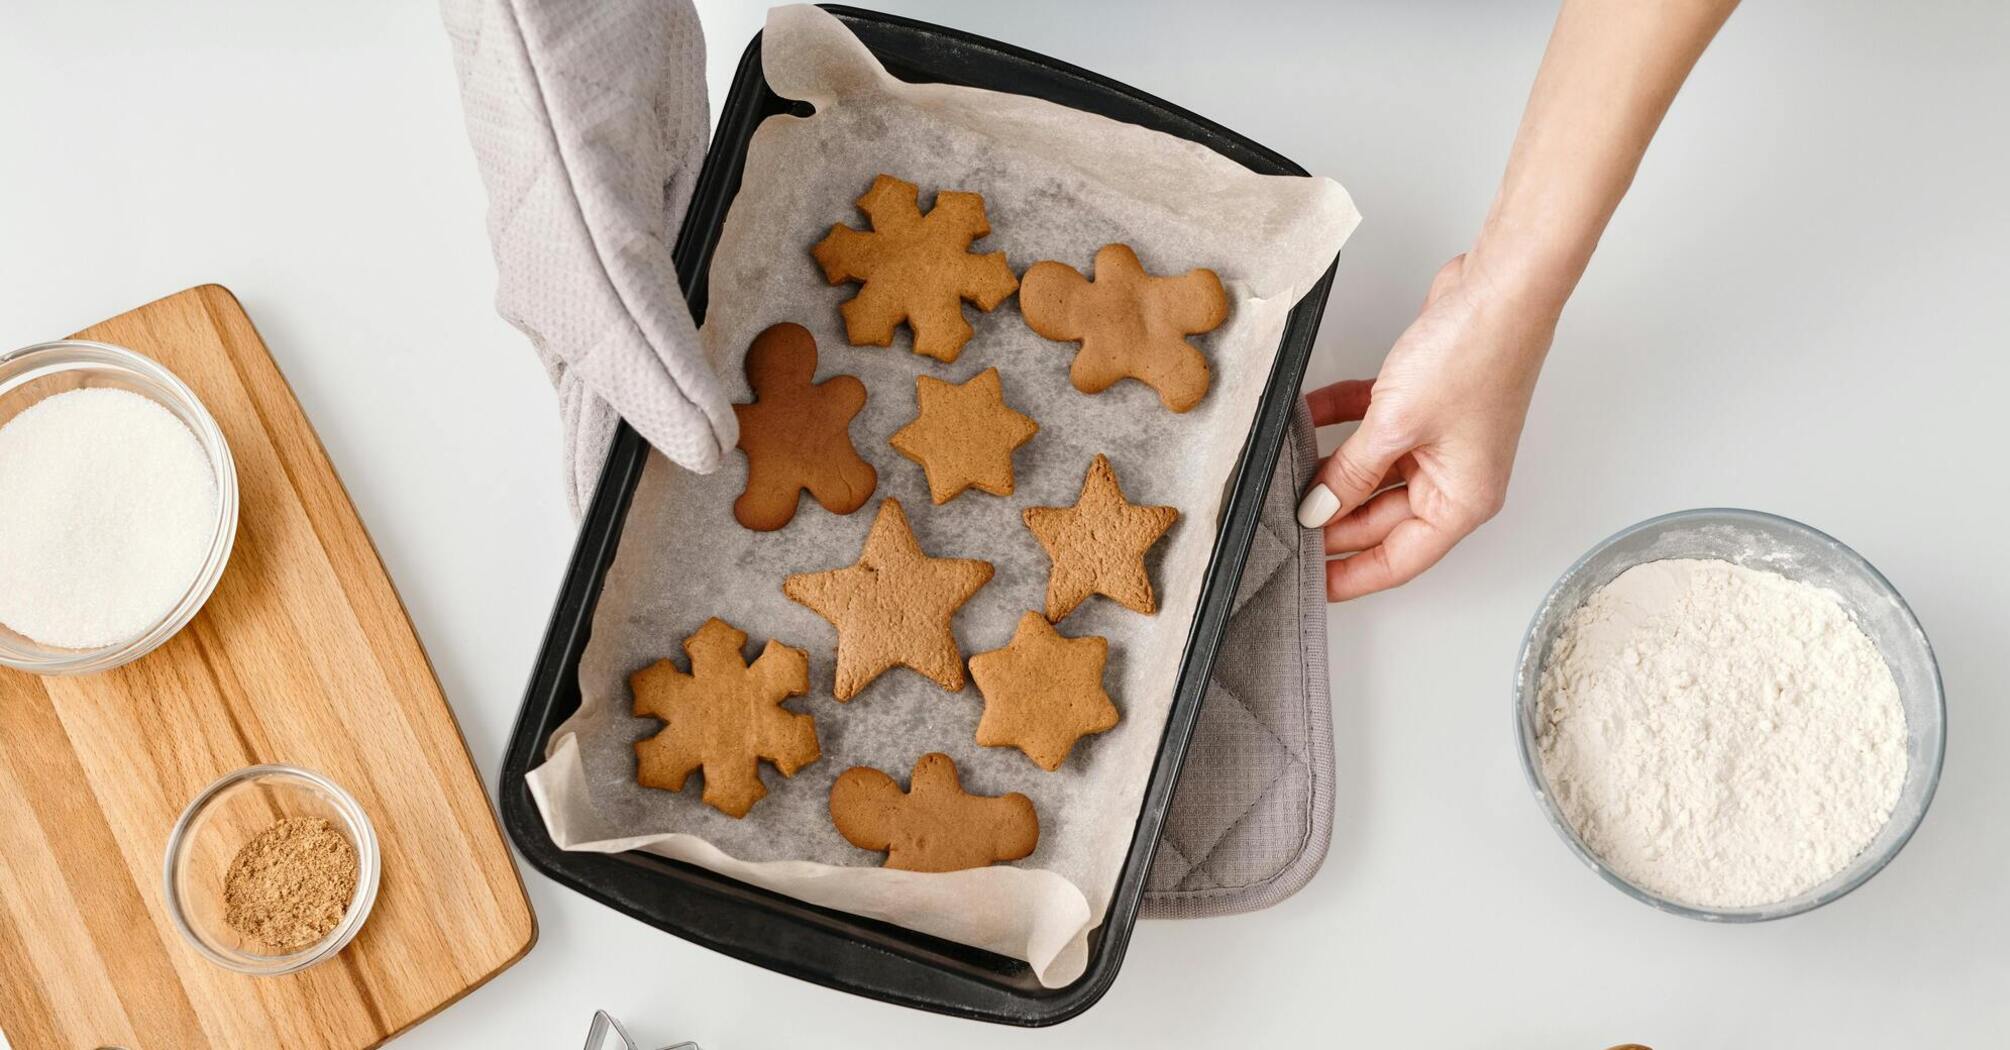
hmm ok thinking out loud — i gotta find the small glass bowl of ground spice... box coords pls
[164,764,380,975]
[0,339,239,675]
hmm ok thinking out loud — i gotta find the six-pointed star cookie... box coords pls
[968,612,1121,771]
[889,367,1039,504]
[1024,454,1180,621]
[783,498,994,699]
[811,174,1020,363]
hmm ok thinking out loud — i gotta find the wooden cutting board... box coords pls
[0,286,536,1049]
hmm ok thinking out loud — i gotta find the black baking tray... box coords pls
[499,4,1339,1026]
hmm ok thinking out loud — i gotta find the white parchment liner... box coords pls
[527,4,1359,986]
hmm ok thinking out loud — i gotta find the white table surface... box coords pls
[5,1,2007,1046]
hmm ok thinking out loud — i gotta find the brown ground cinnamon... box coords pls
[221,816,358,952]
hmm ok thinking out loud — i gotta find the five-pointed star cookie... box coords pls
[1019,243,1228,412]
[630,617,820,818]
[811,174,1020,363]
[888,367,1039,504]
[968,612,1121,771]
[1023,454,1180,622]
[783,498,995,699]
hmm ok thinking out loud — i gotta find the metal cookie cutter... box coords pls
[584,1010,699,1050]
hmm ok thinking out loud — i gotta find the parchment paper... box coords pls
[526,4,1359,987]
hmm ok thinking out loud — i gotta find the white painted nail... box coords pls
[1296,483,1341,529]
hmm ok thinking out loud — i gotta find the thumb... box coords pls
[1297,423,1405,529]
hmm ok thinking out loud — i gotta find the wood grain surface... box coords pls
[0,286,536,1049]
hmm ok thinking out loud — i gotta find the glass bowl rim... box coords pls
[161,763,381,975]
[0,338,240,675]
[1511,505,1947,922]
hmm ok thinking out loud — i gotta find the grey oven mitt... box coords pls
[1143,400,1333,917]
[442,0,735,513]
[442,0,1335,918]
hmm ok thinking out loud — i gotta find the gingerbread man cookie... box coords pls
[811,174,1020,363]
[888,367,1039,504]
[732,322,877,531]
[969,612,1121,771]
[783,498,994,699]
[1019,243,1228,412]
[631,617,821,818]
[1023,454,1179,621]
[829,752,1039,872]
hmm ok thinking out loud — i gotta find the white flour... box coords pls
[1536,558,1907,909]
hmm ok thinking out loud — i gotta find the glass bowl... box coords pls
[0,339,239,675]
[163,764,380,975]
[1513,507,1945,921]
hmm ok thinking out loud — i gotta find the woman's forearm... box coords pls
[1473,0,1740,314]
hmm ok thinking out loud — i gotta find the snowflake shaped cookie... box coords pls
[630,618,820,818]
[812,174,1020,363]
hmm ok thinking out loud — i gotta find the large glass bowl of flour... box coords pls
[0,340,239,675]
[1514,508,1944,921]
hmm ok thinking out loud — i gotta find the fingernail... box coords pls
[1296,483,1340,529]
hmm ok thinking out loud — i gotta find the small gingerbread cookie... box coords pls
[829,752,1039,872]
[1024,454,1179,621]
[733,323,877,531]
[969,612,1121,771]
[631,617,820,818]
[783,498,994,699]
[888,367,1039,504]
[1018,243,1227,412]
[811,174,1020,363]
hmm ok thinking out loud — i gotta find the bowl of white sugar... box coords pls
[0,340,238,675]
[1514,508,1943,921]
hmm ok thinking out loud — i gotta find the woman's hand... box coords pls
[1297,0,1741,601]
[1297,253,1559,601]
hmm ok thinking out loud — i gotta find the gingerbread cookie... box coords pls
[783,498,993,699]
[1024,454,1179,621]
[1019,243,1228,412]
[968,612,1121,771]
[631,617,820,818]
[732,323,877,531]
[829,752,1039,872]
[811,174,1020,363]
[888,367,1039,504]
